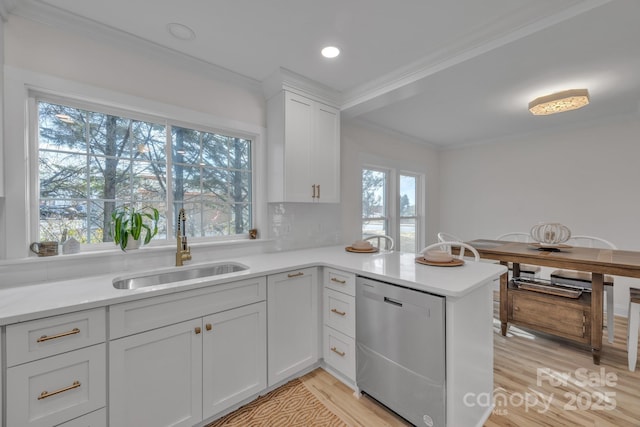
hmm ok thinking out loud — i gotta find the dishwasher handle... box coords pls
[383,296,403,307]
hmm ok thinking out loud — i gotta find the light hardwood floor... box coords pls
[300,297,640,426]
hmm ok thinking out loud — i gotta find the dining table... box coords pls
[465,239,640,364]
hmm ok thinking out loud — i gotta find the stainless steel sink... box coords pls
[113,262,249,289]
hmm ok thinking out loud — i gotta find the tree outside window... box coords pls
[37,100,252,245]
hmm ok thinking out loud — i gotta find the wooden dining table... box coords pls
[466,239,640,364]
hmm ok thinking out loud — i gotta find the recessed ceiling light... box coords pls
[529,89,590,115]
[167,23,196,41]
[321,46,340,59]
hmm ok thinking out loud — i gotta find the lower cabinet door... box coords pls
[6,344,106,427]
[109,319,203,427]
[267,268,319,385]
[202,302,267,419]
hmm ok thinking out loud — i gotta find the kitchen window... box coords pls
[361,167,422,253]
[35,99,253,246]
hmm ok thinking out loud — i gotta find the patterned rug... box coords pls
[206,378,347,427]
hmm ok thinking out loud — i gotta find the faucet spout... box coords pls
[176,208,192,266]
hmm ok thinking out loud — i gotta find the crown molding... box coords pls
[262,67,341,107]
[341,0,612,118]
[5,0,263,94]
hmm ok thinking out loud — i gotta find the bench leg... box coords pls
[606,285,614,343]
[628,302,639,371]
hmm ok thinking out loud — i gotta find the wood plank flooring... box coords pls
[300,296,640,426]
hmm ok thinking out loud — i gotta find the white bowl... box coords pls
[423,250,453,263]
[352,240,373,249]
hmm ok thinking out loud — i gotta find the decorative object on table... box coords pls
[62,237,80,255]
[529,222,571,247]
[345,240,378,253]
[416,241,480,266]
[110,205,159,251]
[363,235,395,251]
[29,241,58,257]
[249,228,258,239]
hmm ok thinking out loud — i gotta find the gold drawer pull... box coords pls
[38,380,81,400]
[331,277,346,284]
[37,328,80,343]
[205,323,212,331]
[195,327,201,334]
[288,272,304,278]
[331,308,346,316]
[331,347,345,357]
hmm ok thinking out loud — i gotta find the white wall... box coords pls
[439,115,640,314]
[340,120,440,250]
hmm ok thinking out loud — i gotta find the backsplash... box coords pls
[268,203,342,251]
[0,202,343,288]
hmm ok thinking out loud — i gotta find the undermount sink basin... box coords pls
[113,262,249,290]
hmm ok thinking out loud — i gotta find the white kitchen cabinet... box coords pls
[109,277,267,427]
[267,267,319,385]
[7,344,106,427]
[109,319,203,427]
[202,302,267,419]
[322,268,356,384]
[4,309,107,427]
[55,407,106,427]
[267,90,340,203]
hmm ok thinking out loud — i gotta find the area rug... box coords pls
[206,378,347,427]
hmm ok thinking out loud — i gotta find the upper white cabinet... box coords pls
[267,90,340,203]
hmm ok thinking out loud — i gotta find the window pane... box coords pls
[38,100,252,245]
[400,218,417,253]
[362,169,387,219]
[363,219,387,238]
[400,175,416,217]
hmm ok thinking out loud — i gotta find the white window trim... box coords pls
[3,66,267,259]
[361,165,425,253]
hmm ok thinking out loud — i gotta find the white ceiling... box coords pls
[5,0,640,147]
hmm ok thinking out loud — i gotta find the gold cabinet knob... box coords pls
[195,327,201,334]
[205,323,212,331]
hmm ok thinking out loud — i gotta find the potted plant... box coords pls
[110,205,160,251]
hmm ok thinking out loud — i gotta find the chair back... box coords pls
[420,241,480,262]
[496,232,532,242]
[568,235,617,249]
[364,235,395,251]
[437,232,463,243]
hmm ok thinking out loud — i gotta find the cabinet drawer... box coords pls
[324,288,355,337]
[508,291,591,343]
[6,308,106,366]
[56,408,106,427]
[323,326,355,380]
[110,276,266,339]
[325,268,355,296]
[7,344,107,427]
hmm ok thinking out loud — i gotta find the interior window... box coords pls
[36,100,253,245]
[361,167,389,238]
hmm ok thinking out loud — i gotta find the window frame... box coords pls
[28,92,259,251]
[361,165,424,253]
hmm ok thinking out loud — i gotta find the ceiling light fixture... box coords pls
[528,89,590,115]
[321,46,340,59]
[167,23,196,41]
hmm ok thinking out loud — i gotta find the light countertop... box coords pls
[0,245,506,325]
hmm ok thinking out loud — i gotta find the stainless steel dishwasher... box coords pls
[356,276,445,427]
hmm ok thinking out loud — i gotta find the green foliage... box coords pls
[110,206,159,251]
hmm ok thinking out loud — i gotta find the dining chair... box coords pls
[364,235,395,251]
[550,235,616,343]
[495,232,541,278]
[437,232,463,243]
[421,241,480,262]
